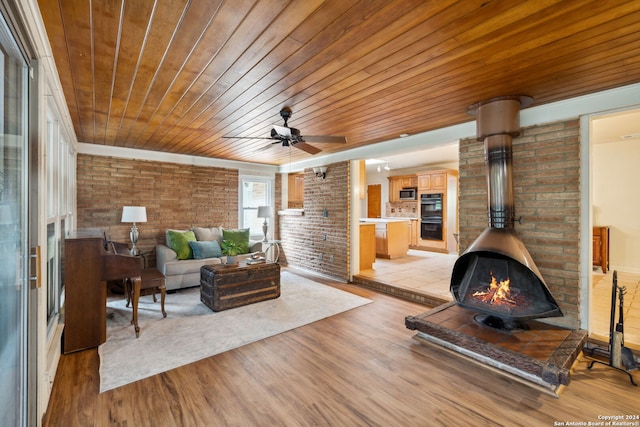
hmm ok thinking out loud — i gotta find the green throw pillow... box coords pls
[167,230,197,260]
[221,228,250,254]
[188,240,223,259]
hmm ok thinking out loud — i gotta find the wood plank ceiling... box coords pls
[38,0,640,166]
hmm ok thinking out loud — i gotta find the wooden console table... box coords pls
[593,226,609,273]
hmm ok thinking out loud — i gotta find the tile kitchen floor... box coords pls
[358,250,640,349]
[357,249,457,301]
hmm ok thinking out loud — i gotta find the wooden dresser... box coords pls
[592,226,609,273]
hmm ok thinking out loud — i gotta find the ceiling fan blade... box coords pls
[303,135,347,144]
[256,141,278,152]
[222,136,274,140]
[292,141,322,155]
[273,124,291,138]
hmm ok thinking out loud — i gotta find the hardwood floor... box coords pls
[43,268,640,427]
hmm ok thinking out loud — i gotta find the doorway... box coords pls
[589,108,640,348]
[367,184,381,218]
[0,11,31,425]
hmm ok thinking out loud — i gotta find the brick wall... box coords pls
[458,119,581,326]
[279,161,350,281]
[76,154,239,266]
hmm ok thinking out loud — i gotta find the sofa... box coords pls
[155,226,263,291]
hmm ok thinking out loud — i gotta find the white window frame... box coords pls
[239,176,273,240]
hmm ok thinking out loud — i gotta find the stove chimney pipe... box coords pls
[468,96,533,228]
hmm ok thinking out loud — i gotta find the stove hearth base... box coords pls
[405,302,587,397]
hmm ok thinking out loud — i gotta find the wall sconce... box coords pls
[313,166,327,179]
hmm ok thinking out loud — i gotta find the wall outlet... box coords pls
[322,233,327,240]
[318,253,323,261]
[329,255,334,262]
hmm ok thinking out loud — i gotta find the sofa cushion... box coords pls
[188,240,223,259]
[167,230,197,260]
[222,228,251,254]
[192,226,222,243]
[163,257,221,277]
[165,228,190,246]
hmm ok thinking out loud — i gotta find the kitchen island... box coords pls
[360,218,410,259]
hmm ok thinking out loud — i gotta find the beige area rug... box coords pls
[98,271,372,392]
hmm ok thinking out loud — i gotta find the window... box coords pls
[240,177,272,239]
[45,98,73,334]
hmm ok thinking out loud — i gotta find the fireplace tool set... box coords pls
[586,270,638,385]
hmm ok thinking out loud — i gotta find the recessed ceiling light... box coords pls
[399,133,410,138]
[365,158,386,165]
[621,132,640,140]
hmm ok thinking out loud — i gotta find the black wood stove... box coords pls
[450,96,562,330]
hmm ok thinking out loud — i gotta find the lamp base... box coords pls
[129,223,140,256]
[262,221,268,242]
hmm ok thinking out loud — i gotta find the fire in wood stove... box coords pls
[452,248,562,327]
[472,272,522,307]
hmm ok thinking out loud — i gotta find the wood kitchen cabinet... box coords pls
[416,169,458,253]
[288,173,304,208]
[374,220,409,259]
[593,226,609,273]
[359,223,376,270]
[388,175,417,202]
[417,171,446,191]
[409,219,419,248]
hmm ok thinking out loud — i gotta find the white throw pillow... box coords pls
[192,226,223,244]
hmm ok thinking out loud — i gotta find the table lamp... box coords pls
[257,206,272,242]
[121,206,147,255]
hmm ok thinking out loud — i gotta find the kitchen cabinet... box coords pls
[409,219,419,247]
[593,226,609,273]
[416,169,458,253]
[288,173,304,208]
[388,175,417,202]
[360,223,376,270]
[417,171,446,191]
[371,220,409,259]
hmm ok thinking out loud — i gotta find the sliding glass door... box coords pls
[0,11,30,426]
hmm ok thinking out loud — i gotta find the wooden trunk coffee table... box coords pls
[200,262,280,312]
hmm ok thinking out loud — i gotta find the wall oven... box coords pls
[421,193,443,240]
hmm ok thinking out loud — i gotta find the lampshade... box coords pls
[121,206,147,223]
[257,206,271,218]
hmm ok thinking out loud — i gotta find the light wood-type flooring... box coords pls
[43,268,640,427]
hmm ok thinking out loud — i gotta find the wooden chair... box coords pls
[103,241,166,338]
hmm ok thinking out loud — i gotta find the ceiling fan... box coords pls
[224,107,347,155]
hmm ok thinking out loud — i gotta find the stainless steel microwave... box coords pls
[399,187,417,201]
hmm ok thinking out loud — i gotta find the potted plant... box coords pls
[221,239,242,265]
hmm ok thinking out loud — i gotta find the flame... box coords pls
[472,272,516,305]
